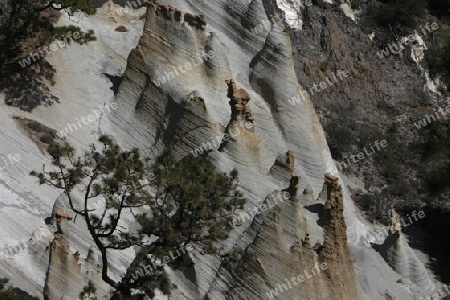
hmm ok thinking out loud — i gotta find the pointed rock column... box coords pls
[379,209,434,289]
[268,150,300,200]
[225,78,253,125]
[284,150,300,200]
[320,173,362,300]
[219,79,261,151]
[322,173,348,261]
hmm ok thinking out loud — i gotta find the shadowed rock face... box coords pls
[0,0,11,25]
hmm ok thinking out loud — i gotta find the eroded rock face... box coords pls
[153,2,182,21]
[269,150,296,181]
[379,210,434,289]
[149,1,206,29]
[98,0,363,297]
[92,0,429,299]
[44,237,83,300]
[203,172,361,300]
[319,173,361,300]
[183,12,206,30]
[225,78,253,124]
[43,194,120,300]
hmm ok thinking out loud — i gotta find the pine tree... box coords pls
[31,136,148,294]
[0,0,97,110]
[32,139,246,298]
[79,280,98,300]
[0,0,96,74]
[0,278,39,299]
[139,148,245,254]
[123,148,246,298]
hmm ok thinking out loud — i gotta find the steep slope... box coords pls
[0,0,445,299]
[98,1,433,299]
[0,2,146,298]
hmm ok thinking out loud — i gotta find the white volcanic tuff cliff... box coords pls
[43,193,131,300]
[0,0,440,299]
[99,0,366,298]
[204,169,361,299]
[0,106,61,297]
[98,1,439,299]
[105,0,338,214]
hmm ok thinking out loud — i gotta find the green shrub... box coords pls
[324,118,355,159]
[47,131,56,138]
[319,62,328,72]
[354,193,375,211]
[79,281,97,300]
[39,134,54,144]
[354,192,391,224]
[27,121,43,132]
[426,28,450,87]
[0,278,39,299]
[374,0,427,28]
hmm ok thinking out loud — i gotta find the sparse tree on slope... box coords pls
[31,136,148,294]
[0,278,39,299]
[118,149,246,298]
[32,137,246,299]
[0,0,95,74]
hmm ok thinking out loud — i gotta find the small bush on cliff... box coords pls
[426,28,450,88]
[39,134,54,144]
[0,278,38,300]
[79,280,97,300]
[374,0,427,28]
[27,121,43,132]
[354,192,391,224]
[324,118,355,159]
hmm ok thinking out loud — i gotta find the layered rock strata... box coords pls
[203,171,361,299]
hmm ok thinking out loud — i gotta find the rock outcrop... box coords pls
[149,1,206,29]
[218,79,262,152]
[225,78,254,125]
[183,13,206,30]
[379,209,434,289]
[319,173,361,300]
[97,0,385,298]
[43,194,126,300]
[203,171,361,299]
